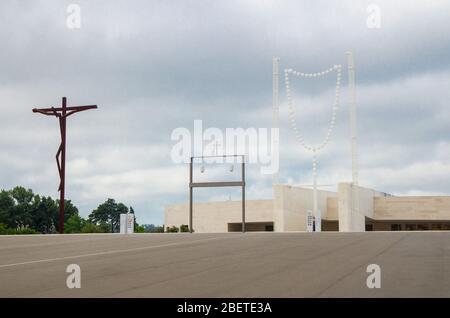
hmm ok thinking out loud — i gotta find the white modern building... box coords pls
[165,183,450,232]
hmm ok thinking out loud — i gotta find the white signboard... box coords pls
[306,210,314,232]
[127,213,134,234]
[315,210,321,232]
[120,213,135,234]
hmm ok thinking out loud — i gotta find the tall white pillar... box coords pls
[346,52,358,186]
[347,52,360,229]
[272,57,280,185]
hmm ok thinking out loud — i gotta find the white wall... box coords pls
[338,183,386,232]
[273,184,336,232]
[164,200,273,233]
[374,196,450,220]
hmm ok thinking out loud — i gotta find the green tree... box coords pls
[143,224,164,233]
[81,221,107,233]
[135,225,145,233]
[65,214,84,233]
[0,190,14,227]
[54,199,79,233]
[31,196,58,234]
[166,226,179,233]
[152,226,164,233]
[0,187,81,234]
[89,199,129,233]
[180,224,190,232]
[9,186,35,228]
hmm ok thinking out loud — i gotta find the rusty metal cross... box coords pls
[33,97,97,233]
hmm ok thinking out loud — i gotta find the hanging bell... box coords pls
[229,164,234,172]
[200,165,205,173]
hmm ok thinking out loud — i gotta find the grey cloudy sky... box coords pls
[1,0,449,225]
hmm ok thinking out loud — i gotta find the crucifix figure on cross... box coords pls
[33,97,97,234]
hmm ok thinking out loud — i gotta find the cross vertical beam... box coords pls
[59,97,67,234]
[33,97,97,234]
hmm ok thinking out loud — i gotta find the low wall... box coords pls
[374,196,450,221]
[164,200,273,233]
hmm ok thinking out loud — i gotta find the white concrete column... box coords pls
[338,183,375,232]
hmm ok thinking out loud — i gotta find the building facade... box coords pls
[165,183,450,232]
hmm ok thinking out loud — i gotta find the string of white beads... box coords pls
[284,64,341,152]
[285,65,339,79]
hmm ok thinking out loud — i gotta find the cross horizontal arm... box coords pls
[33,105,97,112]
[32,105,97,117]
[65,106,97,117]
[32,108,60,116]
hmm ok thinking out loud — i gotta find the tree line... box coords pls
[0,186,146,234]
